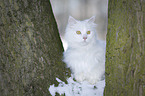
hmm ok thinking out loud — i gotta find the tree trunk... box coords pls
[0,0,70,95]
[104,0,145,96]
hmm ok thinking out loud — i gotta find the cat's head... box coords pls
[65,16,97,47]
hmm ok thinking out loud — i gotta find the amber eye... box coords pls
[87,31,91,34]
[76,31,81,34]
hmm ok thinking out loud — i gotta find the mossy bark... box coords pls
[104,0,145,96]
[0,0,70,96]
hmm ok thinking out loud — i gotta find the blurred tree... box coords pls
[0,0,70,95]
[51,0,108,40]
[104,0,145,96]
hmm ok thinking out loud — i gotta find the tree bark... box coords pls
[104,0,145,96]
[0,0,70,96]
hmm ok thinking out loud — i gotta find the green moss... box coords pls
[104,0,145,96]
[14,1,19,10]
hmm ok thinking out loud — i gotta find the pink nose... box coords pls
[83,37,87,40]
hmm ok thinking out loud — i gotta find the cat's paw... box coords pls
[88,78,99,85]
[75,72,85,82]
[86,74,101,84]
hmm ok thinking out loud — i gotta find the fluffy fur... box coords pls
[63,16,105,84]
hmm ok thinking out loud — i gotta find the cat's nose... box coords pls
[83,36,87,40]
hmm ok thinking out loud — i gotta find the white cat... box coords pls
[63,16,105,84]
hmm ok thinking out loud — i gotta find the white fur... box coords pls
[63,16,105,84]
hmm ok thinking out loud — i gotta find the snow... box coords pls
[49,75,105,96]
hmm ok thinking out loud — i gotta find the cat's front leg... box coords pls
[74,72,85,82]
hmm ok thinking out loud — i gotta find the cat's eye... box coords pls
[87,31,91,34]
[76,31,81,34]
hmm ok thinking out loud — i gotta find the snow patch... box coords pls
[49,76,105,96]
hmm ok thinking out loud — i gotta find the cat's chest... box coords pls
[68,48,96,61]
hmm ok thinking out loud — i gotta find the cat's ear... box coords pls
[87,16,96,23]
[68,16,77,26]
